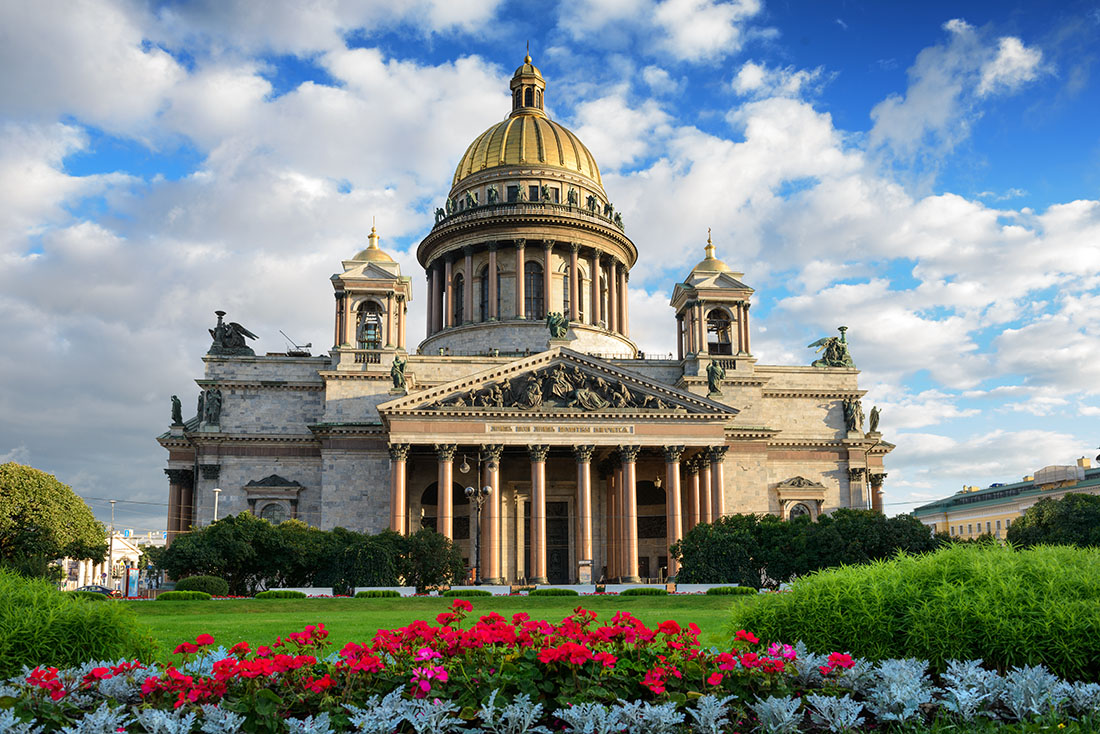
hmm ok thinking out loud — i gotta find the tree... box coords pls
[400,528,465,592]
[159,512,285,595]
[0,463,106,578]
[672,509,944,588]
[1007,493,1100,548]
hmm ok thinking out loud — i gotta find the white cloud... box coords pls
[642,65,681,95]
[869,19,1045,165]
[572,92,673,171]
[732,61,825,98]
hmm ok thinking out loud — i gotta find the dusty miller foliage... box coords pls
[805,693,866,733]
[938,659,1003,721]
[790,642,828,688]
[198,704,246,734]
[615,700,685,734]
[479,691,551,734]
[345,689,410,734]
[749,695,803,734]
[1000,664,1070,721]
[0,709,45,734]
[863,658,935,722]
[58,702,132,734]
[553,703,623,734]
[1066,682,1100,718]
[285,712,335,734]
[686,694,737,734]
[406,698,465,734]
[833,657,877,695]
[134,708,197,734]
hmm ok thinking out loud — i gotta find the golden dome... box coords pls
[351,225,394,263]
[451,55,603,189]
[691,232,732,273]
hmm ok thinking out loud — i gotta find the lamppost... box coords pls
[108,500,116,591]
[465,485,491,585]
[212,487,222,522]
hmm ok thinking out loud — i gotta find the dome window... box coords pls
[453,273,465,324]
[525,261,544,319]
[506,185,519,203]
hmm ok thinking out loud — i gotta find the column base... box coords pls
[620,575,641,583]
[481,577,505,585]
[529,576,548,585]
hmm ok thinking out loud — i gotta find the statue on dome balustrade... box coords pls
[486,185,499,205]
[586,194,597,213]
[546,311,568,339]
[567,187,578,206]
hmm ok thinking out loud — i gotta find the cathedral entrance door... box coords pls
[546,501,571,584]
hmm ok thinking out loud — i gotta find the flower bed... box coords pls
[3,599,1099,732]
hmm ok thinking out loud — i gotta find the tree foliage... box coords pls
[0,463,106,577]
[1007,493,1100,549]
[672,509,943,588]
[158,513,464,594]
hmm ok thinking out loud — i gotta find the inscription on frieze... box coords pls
[486,424,635,434]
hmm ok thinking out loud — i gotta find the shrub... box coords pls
[0,568,154,678]
[529,588,579,596]
[255,590,307,599]
[173,575,230,596]
[443,589,492,597]
[156,590,211,601]
[1008,493,1100,548]
[705,586,755,596]
[621,587,667,596]
[64,590,109,602]
[730,543,1100,679]
[355,589,401,598]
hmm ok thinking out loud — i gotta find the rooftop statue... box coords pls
[843,397,864,433]
[170,395,183,426]
[869,405,881,433]
[486,185,499,205]
[706,360,725,395]
[391,356,407,390]
[546,311,568,339]
[208,311,257,356]
[808,326,856,368]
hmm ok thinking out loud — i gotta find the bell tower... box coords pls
[331,225,411,370]
[670,232,754,361]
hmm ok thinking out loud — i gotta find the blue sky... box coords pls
[1,0,1097,535]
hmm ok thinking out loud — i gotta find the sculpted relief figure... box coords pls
[521,375,543,409]
[546,311,569,339]
[808,326,856,368]
[208,311,257,356]
[843,398,864,433]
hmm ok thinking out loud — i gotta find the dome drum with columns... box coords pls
[159,56,893,587]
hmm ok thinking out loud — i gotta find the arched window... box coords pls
[524,87,533,107]
[525,261,544,319]
[599,275,608,326]
[706,308,734,355]
[788,503,811,521]
[453,273,465,324]
[563,273,570,316]
[356,301,384,349]
[535,89,542,108]
[259,503,288,524]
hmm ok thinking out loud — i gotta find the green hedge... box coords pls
[173,575,229,596]
[442,589,492,597]
[621,587,667,596]
[156,590,211,601]
[0,569,154,678]
[254,590,307,599]
[731,543,1100,679]
[529,588,579,596]
[705,586,756,596]
[355,589,401,598]
[64,590,109,602]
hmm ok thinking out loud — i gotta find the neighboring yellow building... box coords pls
[913,457,1100,539]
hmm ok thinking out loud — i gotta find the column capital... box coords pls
[542,239,554,250]
[396,293,405,303]
[685,457,700,475]
[487,241,499,252]
[389,443,410,461]
[663,445,685,463]
[570,241,581,252]
[869,471,887,485]
[706,446,728,463]
[434,443,457,461]
[463,244,474,256]
[199,464,220,480]
[619,445,640,463]
[848,467,866,481]
[164,468,193,485]
[480,444,504,465]
[572,445,595,463]
[528,444,550,462]
[743,301,752,311]
[514,238,526,250]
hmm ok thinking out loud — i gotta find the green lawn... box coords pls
[126,595,749,661]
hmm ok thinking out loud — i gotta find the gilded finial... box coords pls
[525,40,532,64]
[704,228,715,259]
[368,219,380,250]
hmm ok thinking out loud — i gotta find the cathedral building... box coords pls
[159,56,892,584]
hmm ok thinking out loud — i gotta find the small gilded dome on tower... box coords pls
[691,230,732,273]
[351,224,394,263]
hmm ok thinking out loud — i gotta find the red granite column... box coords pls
[435,444,456,539]
[515,239,526,319]
[529,445,549,584]
[389,444,409,534]
[664,446,684,576]
[619,446,640,582]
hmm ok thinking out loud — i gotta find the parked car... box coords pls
[75,585,121,598]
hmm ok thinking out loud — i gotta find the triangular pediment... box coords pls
[337,260,403,281]
[245,474,303,488]
[378,348,737,420]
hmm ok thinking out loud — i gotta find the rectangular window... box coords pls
[548,187,560,203]
[507,186,518,203]
[968,524,973,535]
[996,519,1001,530]
[529,185,540,201]
[949,526,955,535]
[1006,518,1012,527]
[986,521,991,534]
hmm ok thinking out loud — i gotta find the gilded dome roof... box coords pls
[691,236,732,273]
[451,55,603,189]
[351,226,394,263]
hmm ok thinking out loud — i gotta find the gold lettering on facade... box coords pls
[487,424,634,434]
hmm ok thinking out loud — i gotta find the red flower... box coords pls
[195,634,215,646]
[707,672,724,686]
[172,642,198,655]
[734,630,759,644]
[451,599,473,612]
[827,652,855,669]
[230,641,250,656]
[657,620,681,635]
